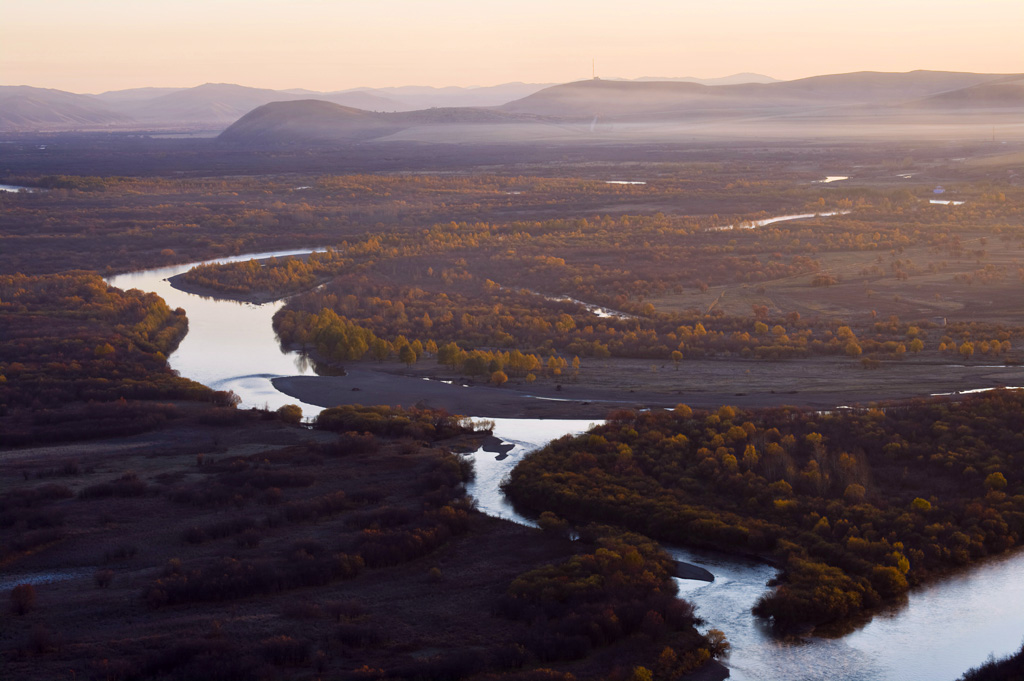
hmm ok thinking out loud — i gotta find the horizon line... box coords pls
[6,67,1024,96]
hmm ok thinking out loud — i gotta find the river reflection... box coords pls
[109,248,1024,681]
[465,417,600,524]
[105,249,327,415]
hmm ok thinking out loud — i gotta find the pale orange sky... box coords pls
[3,0,1022,92]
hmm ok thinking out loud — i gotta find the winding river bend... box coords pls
[106,242,1024,681]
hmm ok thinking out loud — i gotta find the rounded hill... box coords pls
[217,99,398,146]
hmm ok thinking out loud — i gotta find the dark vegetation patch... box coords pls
[315,404,481,441]
[496,528,726,673]
[0,272,217,446]
[959,642,1024,681]
[504,390,1024,633]
[0,414,721,681]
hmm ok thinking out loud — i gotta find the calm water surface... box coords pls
[108,245,1024,681]
[710,210,850,231]
[106,249,326,415]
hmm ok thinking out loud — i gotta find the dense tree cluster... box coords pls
[269,261,1019,373]
[0,272,214,445]
[498,528,728,674]
[314,404,484,441]
[504,390,1024,632]
[176,250,349,298]
[959,643,1024,681]
[274,285,580,375]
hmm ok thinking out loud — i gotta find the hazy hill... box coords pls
[115,83,319,125]
[112,83,398,127]
[348,76,777,110]
[94,87,187,103]
[217,100,547,145]
[906,77,1024,108]
[216,100,398,145]
[0,86,131,131]
[347,82,557,110]
[500,80,750,118]
[391,107,545,125]
[281,88,401,111]
[0,83,403,132]
[501,70,1023,119]
[764,70,1018,103]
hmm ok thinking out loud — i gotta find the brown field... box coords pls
[647,221,1024,326]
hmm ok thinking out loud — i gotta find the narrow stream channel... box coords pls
[104,230,1024,681]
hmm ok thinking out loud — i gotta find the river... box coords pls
[107,249,327,415]
[105,241,1024,681]
[709,210,850,231]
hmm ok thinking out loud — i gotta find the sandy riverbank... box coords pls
[272,371,634,419]
[271,357,1024,419]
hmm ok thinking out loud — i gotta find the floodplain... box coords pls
[2,126,1024,681]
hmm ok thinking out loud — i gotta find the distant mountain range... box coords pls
[0,74,777,132]
[1,71,1021,141]
[0,83,402,132]
[499,71,1023,118]
[215,70,1024,147]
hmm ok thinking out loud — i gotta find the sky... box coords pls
[2,0,1022,93]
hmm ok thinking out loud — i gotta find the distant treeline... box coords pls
[0,170,812,275]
